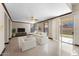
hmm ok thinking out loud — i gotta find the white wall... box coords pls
[66,3,72,10]
[12,22,31,33]
[9,19,12,38]
[48,18,61,40]
[4,13,10,43]
[48,20,52,38]
[0,4,12,54]
[0,4,5,54]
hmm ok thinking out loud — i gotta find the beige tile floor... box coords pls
[2,37,79,56]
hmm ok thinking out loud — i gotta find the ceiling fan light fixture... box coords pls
[31,16,38,22]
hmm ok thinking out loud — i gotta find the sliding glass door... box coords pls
[60,14,74,44]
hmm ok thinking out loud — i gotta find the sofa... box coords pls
[18,36,36,51]
[34,31,48,45]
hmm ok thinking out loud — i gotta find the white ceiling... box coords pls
[5,3,72,23]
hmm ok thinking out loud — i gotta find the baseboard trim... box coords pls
[5,42,9,44]
[74,44,79,46]
[9,38,12,40]
[49,37,53,40]
[0,48,6,56]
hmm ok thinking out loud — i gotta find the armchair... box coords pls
[34,32,48,45]
[18,36,36,51]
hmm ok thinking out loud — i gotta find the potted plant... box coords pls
[12,28,16,37]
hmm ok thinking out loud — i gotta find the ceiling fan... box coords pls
[31,16,38,23]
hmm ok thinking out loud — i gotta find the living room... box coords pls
[1,3,79,56]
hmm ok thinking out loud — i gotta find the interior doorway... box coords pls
[44,21,49,35]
